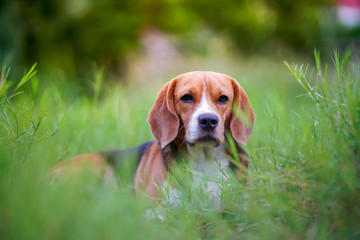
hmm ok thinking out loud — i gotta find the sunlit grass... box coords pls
[0,52,359,239]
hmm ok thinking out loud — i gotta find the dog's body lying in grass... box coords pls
[53,71,255,202]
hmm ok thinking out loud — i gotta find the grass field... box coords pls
[0,51,359,239]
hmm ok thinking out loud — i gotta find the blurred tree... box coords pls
[0,0,335,79]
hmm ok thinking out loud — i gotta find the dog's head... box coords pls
[148,71,255,149]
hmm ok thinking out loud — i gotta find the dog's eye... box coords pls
[217,95,229,104]
[180,94,194,103]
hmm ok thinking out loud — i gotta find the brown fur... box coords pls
[52,154,116,183]
[134,142,166,198]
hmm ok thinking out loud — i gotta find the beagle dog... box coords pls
[53,71,255,202]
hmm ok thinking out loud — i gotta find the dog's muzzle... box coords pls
[186,113,221,147]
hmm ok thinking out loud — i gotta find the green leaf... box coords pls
[0,81,12,100]
[14,63,37,92]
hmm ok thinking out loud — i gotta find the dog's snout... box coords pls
[198,114,218,131]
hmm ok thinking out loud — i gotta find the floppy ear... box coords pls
[229,78,255,145]
[148,79,179,149]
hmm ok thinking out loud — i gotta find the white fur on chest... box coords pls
[188,144,229,178]
[161,144,230,206]
[188,144,229,200]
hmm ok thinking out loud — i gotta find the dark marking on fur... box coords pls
[161,142,179,170]
[226,141,249,172]
[101,141,153,182]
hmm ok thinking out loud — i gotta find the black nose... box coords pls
[198,114,219,131]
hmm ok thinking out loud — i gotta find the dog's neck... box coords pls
[186,144,230,179]
[160,142,230,207]
[186,144,228,165]
[159,138,249,206]
[160,133,249,173]
[161,140,229,170]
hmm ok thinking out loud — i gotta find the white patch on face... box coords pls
[187,84,218,143]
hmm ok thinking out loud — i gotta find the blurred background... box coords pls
[1,0,360,86]
[1,2,360,239]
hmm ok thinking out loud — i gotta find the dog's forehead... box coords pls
[175,74,204,91]
[175,71,233,94]
[204,73,233,95]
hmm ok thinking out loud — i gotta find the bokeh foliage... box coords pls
[1,0,333,77]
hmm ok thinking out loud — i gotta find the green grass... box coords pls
[0,51,359,239]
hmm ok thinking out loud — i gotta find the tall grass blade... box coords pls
[14,63,37,92]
